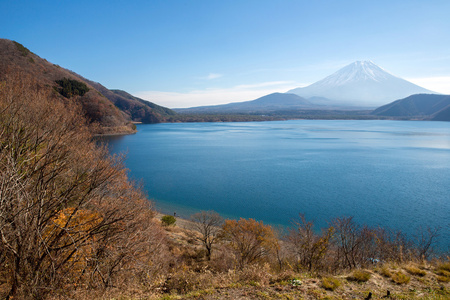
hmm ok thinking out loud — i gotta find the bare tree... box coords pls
[369,227,411,263]
[287,214,333,272]
[414,226,441,261]
[0,73,168,298]
[330,216,376,269]
[189,211,223,260]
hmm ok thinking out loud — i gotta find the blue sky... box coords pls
[1,0,450,108]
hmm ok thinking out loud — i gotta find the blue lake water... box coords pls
[103,120,450,249]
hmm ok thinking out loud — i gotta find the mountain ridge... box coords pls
[372,94,450,121]
[174,92,315,113]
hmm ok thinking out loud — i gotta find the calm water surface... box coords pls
[103,120,450,248]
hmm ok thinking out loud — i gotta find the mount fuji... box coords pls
[287,61,436,107]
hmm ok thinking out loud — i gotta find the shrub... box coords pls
[272,270,297,283]
[321,277,341,291]
[435,268,450,283]
[437,261,450,272]
[405,265,426,277]
[391,271,410,284]
[437,275,450,283]
[55,78,90,98]
[347,270,371,282]
[221,218,278,268]
[161,215,176,226]
[378,265,392,277]
[435,269,450,277]
[237,264,272,287]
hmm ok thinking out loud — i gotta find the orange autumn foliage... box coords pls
[221,218,278,268]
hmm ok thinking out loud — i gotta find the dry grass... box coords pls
[377,264,393,277]
[321,276,341,291]
[435,270,450,277]
[347,269,371,282]
[391,270,411,284]
[437,261,450,272]
[437,275,450,283]
[404,264,427,277]
[435,262,450,283]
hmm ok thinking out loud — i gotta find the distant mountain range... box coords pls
[175,60,450,121]
[175,93,312,113]
[178,61,439,114]
[288,61,435,107]
[0,39,175,134]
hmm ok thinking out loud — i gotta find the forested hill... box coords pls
[0,39,174,134]
[80,77,176,124]
[372,94,450,121]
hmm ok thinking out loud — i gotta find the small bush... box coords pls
[321,277,341,291]
[437,261,450,272]
[378,265,392,277]
[162,270,215,294]
[161,215,176,226]
[437,275,450,283]
[435,268,450,283]
[55,78,89,98]
[391,271,410,284]
[347,270,371,282]
[237,264,271,287]
[405,265,426,277]
[271,270,297,283]
[435,269,450,277]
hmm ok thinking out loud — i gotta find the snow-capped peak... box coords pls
[287,61,436,107]
[318,60,394,87]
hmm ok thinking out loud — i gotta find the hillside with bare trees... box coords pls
[0,39,175,135]
[0,73,169,298]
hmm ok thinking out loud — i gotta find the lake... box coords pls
[102,120,450,249]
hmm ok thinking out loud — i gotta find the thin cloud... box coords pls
[406,76,450,94]
[134,81,303,108]
[234,81,296,89]
[201,73,223,80]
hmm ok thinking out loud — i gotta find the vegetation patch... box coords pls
[391,271,411,284]
[347,270,371,282]
[13,41,31,56]
[435,269,450,277]
[435,264,450,283]
[437,275,450,283]
[321,276,341,291]
[161,215,177,226]
[55,78,90,98]
[438,261,450,272]
[404,265,426,277]
[377,264,392,277]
